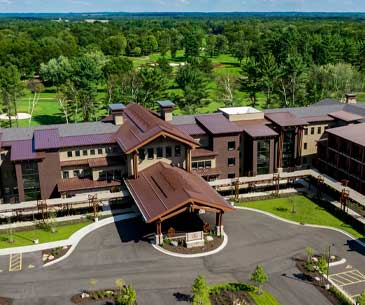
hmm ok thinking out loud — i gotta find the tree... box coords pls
[40,56,72,87]
[115,278,125,295]
[259,52,279,108]
[217,75,238,106]
[192,275,211,305]
[305,247,314,263]
[157,57,173,75]
[357,290,365,305]
[141,34,158,55]
[175,64,208,112]
[240,57,261,107]
[102,34,127,56]
[170,29,183,59]
[205,35,217,57]
[27,79,44,126]
[158,31,171,56]
[250,265,269,295]
[0,64,24,127]
[184,32,201,59]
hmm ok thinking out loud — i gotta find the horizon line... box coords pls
[1,11,365,14]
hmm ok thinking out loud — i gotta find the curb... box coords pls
[329,258,346,267]
[236,207,365,248]
[151,232,228,258]
[0,213,139,257]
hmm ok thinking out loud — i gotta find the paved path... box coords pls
[0,210,364,305]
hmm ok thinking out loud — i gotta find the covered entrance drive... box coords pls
[125,162,234,245]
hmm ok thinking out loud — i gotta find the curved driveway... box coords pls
[0,210,364,305]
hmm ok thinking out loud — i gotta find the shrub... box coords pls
[329,286,352,305]
[192,275,211,305]
[115,285,137,305]
[250,265,269,295]
[209,282,255,295]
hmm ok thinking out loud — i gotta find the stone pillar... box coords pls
[215,212,224,237]
[155,221,163,245]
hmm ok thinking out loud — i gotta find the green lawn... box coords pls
[237,196,364,240]
[0,221,92,249]
[249,291,281,305]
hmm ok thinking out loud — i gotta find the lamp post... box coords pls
[327,243,335,283]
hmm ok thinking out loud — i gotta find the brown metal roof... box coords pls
[328,111,363,122]
[5,140,45,161]
[196,113,241,135]
[88,156,121,168]
[327,123,365,147]
[176,124,206,136]
[58,178,120,192]
[234,119,278,138]
[264,112,308,127]
[115,103,198,154]
[191,148,218,158]
[125,162,233,223]
[60,159,89,167]
[303,115,335,123]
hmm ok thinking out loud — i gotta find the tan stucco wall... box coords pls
[301,122,329,156]
[225,112,264,122]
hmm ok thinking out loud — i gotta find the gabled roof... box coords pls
[125,162,233,223]
[176,124,206,136]
[34,129,61,150]
[4,139,45,161]
[115,103,197,154]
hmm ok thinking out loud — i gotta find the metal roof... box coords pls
[34,129,61,150]
[264,112,308,127]
[328,111,363,122]
[176,124,206,136]
[125,162,233,223]
[196,113,241,135]
[327,123,365,147]
[157,100,175,108]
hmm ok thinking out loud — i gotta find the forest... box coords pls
[1,15,365,127]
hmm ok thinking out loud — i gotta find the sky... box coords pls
[1,0,365,13]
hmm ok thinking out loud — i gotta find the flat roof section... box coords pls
[328,110,363,123]
[219,106,261,115]
[125,162,234,223]
[264,112,308,127]
[327,123,365,147]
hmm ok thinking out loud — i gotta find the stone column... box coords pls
[215,212,224,237]
[155,221,163,245]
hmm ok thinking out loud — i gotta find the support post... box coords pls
[186,147,192,172]
[133,151,138,179]
[215,211,224,237]
[155,220,163,245]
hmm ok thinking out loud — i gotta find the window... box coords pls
[0,153,5,161]
[318,127,322,134]
[21,161,40,201]
[304,128,308,135]
[98,148,103,155]
[75,150,80,157]
[157,147,163,159]
[304,143,308,150]
[165,146,172,158]
[62,171,69,179]
[228,157,235,167]
[67,151,73,158]
[228,141,235,151]
[83,150,88,156]
[228,173,235,179]
[175,145,181,157]
[198,161,205,169]
[311,127,315,135]
[73,170,80,177]
[90,149,95,155]
[139,149,145,161]
[83,169,91,178]
[257,140,270,175]
[205,160,212,168]
[106,147,112,154]
[192,162,198,169]
[147,148,154,159]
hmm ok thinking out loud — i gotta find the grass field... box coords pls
[249,290,281,305]
[237,195,364,240]
[0,221,92,249]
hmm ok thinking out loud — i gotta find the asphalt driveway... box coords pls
[0,209,364,305]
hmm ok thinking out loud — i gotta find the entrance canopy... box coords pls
[125,162,234,223]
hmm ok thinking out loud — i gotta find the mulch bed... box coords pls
[162,236,224,254]
[294,256,344,305]
[0,296,12,305]
[210,290,255,305]
[42,245,71,264]
[71,290,137,305]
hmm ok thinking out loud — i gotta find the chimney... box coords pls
[109,103,126,125]
[345,93,357,104]
[157,100,175,121]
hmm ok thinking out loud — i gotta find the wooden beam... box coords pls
[133,151,138,179]
[190,204,221,214]
[160,207,189,222]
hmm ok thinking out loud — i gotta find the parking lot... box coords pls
[329,265,365,300]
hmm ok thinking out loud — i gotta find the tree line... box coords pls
[1,17,365,125]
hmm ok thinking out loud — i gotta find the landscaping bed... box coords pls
[162,234,223,254]
[42,245,71,264]
[294,256,352,305]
